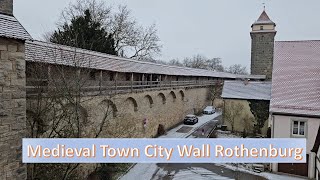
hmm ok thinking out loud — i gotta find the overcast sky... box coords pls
[14,0,320,68]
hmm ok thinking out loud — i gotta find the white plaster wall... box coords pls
[273,115,320,153]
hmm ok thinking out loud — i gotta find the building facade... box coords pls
[250,10,276,80]
[0,0,32,179]
[270,40,320,179]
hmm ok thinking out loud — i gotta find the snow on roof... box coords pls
[270,40,320,117]
[221,80,271,100]
[26,40,266,79]
[0,14,32,40]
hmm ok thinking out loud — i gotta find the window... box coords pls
[260,26,264,30]
[126,73,131,81]
[292,120,306,136]
[89,71,96,80]
[109,72,114,81]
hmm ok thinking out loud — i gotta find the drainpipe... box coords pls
[271,113,274,138]
[270,113,275,173]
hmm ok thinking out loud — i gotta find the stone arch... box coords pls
[157,93,166,104]
[100,99,118,117]
[125,97,138,112]
[179,90,185,101]
[169,91,177,102]
[144,95,154,108]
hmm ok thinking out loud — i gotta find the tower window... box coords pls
[260,26,264,30]
[89,71,96,80]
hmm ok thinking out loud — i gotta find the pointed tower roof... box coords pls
[252,10,275,26]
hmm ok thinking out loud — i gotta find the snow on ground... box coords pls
[120,163,158,180]
[120,113,220,180]
[260,172,306,180]
[215,130,241,138]
[214,132,306,180]
[161,113,221,138]
[215,164,306,180]
[171,167,233,180]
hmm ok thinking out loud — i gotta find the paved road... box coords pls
[120,113,266,180]
[153,163,266,180]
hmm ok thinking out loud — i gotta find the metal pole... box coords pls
[131,73,134,92]
[115,72,118,94]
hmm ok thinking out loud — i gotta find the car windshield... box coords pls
[186,115,195,118]
[204,106,213,110]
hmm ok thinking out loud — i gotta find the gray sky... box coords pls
[14,0,320,68]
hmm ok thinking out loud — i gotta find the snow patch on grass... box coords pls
[215,130,242,138]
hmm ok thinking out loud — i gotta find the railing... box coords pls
[26,79,217,95]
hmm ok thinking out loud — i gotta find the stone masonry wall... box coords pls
[0,37,27,179]
[26,86,211,178]
[27,87,211,139]
[0,0,13,15]
[250,32,276,80]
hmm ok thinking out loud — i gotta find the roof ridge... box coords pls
[27,40,242,77]
[28,40,214,72]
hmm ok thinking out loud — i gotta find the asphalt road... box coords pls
[121,113,267,180]
[153,163,266,180]
[152,115,266,180]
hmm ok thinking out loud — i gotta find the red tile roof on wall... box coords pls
[25,40,266,79]
[270,40,320,117]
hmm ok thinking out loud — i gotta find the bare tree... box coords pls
[208,80,223,106]
[26,44,136,179]
[168,59,183,66]
[223,101,244,132]
[183,54,207,69]
[205,58,224,72]
[51,0,162,60]
[172,54,224,71]
[225,64,248,75]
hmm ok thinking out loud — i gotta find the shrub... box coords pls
[157,124,166,136]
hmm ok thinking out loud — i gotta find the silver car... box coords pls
[203,106,215,114]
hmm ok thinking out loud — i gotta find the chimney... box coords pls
[0,0,13,16]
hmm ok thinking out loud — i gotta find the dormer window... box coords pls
[260,26,264,30]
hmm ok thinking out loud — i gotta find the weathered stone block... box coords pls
[8,45,17,52]
[0,125,10,134]
[2,61,12,71]
[0,109,10,117]
[0,45,7,51]
[0,51,9,60]
[12,91,25,99]
[17,44,25,53]
[0,0,13,15]
[9,52,24,60]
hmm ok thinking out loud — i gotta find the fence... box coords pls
[26,79,217,96]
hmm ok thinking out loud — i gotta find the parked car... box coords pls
[203,106,215,114]
[183,114,199,125]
